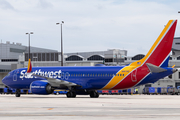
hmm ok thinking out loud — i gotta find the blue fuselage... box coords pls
[2,66,124,90]
[2,65,174,90]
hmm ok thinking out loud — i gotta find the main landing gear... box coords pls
[89,91,99,98]
[66,91,76,98]
[15,89,21,97]
[66,90,99,98]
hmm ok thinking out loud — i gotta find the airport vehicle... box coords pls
[2,20,178,98]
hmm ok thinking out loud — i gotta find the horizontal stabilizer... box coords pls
[146,63,167,73]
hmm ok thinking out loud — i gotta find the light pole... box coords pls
[26,32,33,60]
[56,21,64,66]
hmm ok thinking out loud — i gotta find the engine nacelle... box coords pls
[30,80,54,95]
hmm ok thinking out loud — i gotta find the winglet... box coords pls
[27,58,32,73]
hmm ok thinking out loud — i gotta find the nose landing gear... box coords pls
[15,89,21,97]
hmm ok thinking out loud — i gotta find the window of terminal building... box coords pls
[177,56,180,60]
[38,53,41,61]
[24,53,33,61]
[105,58,113,62]
[51,53,54,61]
[55,53,58,61]
[25,53,28,61]
[10,48,25,53]
[0,69,11,72]
[175,43,180,45]
[87,55,104,61]
[33,53,37,61]
[42,53,45,61]
[46,53,50,61]
[132,54,145,60]
[169,57,172,60]
[1,59,18,62]
[66,55,83,61]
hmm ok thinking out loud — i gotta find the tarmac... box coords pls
[0,94,180,120]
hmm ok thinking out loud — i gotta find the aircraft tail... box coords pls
[130,20,177,67]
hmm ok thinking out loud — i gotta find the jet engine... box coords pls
[30,80,54,95]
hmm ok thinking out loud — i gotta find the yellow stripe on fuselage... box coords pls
[102,66,135,89]
[102,20,173,90]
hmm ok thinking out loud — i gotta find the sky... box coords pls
[0,0,180,56]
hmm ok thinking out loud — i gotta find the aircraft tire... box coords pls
[15,89,21,97]
[72,92,76,98]
[90,91,99,98]
[15,93,20,97]
[66,92,76,98]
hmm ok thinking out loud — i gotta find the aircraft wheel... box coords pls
[15,93,20,97]
[90,91,99,98]
[95,92,99,98]
[72,92,76,98]
[66,92,76,98]
[15,89,21,97]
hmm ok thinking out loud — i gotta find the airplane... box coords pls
[2,20,178,98]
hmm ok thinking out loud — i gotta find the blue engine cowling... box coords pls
[30,80,54,95]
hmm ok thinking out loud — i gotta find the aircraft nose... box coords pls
[2,77,7,86]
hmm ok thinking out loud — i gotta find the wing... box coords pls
[32,74,79,88]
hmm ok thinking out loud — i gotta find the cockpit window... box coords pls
[6,73,10,77]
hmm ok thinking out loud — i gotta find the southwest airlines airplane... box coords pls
[2,20,178,98]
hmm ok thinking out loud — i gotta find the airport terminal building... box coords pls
[0,41,59,87]
[1,38,180,93]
